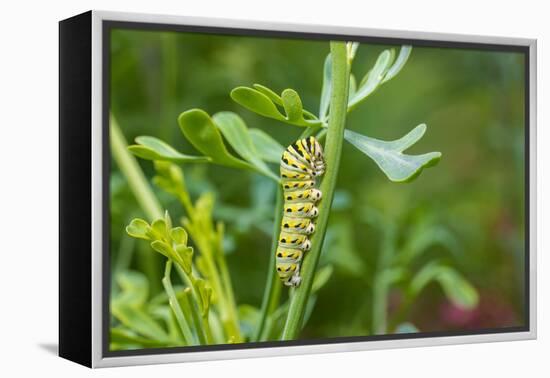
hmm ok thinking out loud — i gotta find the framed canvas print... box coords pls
[59,10,537,368]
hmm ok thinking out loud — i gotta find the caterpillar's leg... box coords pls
[286,273,302,287]
[307,206,319,218]
[310,189,322,202]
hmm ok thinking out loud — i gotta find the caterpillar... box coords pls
[276,136,325,287]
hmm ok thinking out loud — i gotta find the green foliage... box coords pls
[128,136,211,163]
[178,109,254,170]
[248,128,285,163]
[282,41,351,340]
[126,213,195,272]
[348,45,412,110]
[212,112,275,179]
[319,54,332,121]
[119,39,443,345]
[383,46,412,83]
[344,124,442,182]
[107,30,526,351]
[230,85,323,127]
[122,161,245,346]
[111,270,178,349]
[410,262,479,310]
[363,208,479,334]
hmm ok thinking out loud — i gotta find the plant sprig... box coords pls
[119,39,444,343]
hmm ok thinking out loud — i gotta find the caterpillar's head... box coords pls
[305,223,316,235]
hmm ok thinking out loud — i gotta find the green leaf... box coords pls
[112,303,170,341]
[311,265,334,293]
[230,87,286,120]
[436,268,479,310]
[212,112,276,180]
[151,240,172,259]
[126,218,151,240]
[164,210,173,231]
[319,54,332,121]
[150,218,168,239]
[238,305,260,340]
[170,227,188,246]
[253,84,284,105]
[281,89,304,122]
[411,262,479,310]
[399,222,459,264]
[195,278,212,316]
[249,129,284,163]
[231,85,322,127]
[348,49,394,109]
[174,244,194,274]
[344,124,442,182]
[323,219,365,276]
[349,73,357,98]
[113,270,149,307]
[128,136,210,163]
[346,41,360,62]
[110,327,168,348]
[383,45,412,83]
[377,267,406,288]
[178,109,253,171]
[153,161,189,200]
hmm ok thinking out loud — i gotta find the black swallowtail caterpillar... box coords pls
[276,137,325,287]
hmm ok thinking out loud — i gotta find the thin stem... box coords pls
[111,114,163,291]
[212,225,243,342]
[173,263,214,343]
[372,224,396,334]
[281,41,350,340]
[185,222,242,342]
[162,261,195,345]
[215,223,238,317]
[254,186,284,341]
[160,33,178,141]
[202,312,215,345]
[110,114,164,220]
[114,231,135,273]
[181,288,207,345]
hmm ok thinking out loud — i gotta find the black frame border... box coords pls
[59,11,93,367]
[101,19,531,359]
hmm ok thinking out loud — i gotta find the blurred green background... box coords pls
[109,28,526,344]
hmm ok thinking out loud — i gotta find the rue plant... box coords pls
[112,40,451,348]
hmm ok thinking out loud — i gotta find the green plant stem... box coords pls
[254,186,284,341]
[211,226,242,341]
[185,224,242,342]
[173,263,213,344]
[111,114,163,292]
[181,289,207,345]
[372,224,397,334]
[110,114,164,220]
[162,261,195,345]
[215,223,239,320]
[281,41,350,340]
[160,33,178,141]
